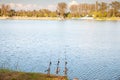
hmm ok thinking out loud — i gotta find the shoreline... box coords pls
[0,16,59,20]
[0,16,120,21]
[95,17,120,21]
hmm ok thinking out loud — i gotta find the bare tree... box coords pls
[70,5,78,17]
[1,4,10,16]
[57,2,67,18]
[110,1,120,17]
[98,2,107,17]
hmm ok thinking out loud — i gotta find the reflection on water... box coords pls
[0,20,120,80]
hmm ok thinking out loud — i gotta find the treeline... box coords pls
[0,5,57,17]
[57,1,120,18]
[0,1,120,18]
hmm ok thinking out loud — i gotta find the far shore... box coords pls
[0,16,120,21]
[0,16,59,20]
[95,17,120,21]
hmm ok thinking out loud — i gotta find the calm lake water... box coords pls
[0,20,120,80]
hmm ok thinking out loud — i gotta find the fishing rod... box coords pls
[56,59,60,75]
[45,50,52,76]
[63,50,68,76]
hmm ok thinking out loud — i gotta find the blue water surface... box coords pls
[0,20,120,80]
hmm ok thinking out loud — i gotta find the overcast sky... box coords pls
[0,0,120,11]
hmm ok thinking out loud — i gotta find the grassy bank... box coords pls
[0,69,68,80]
[95,17,120,21]
[0,16,59,20]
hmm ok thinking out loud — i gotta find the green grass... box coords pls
[0,69,68,80]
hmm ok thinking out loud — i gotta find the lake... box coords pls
[0,20,120,80]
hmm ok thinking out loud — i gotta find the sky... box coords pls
[0,0,120,11]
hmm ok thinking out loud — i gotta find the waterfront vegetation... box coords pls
[0,69,68,80]
[0,1,120,20]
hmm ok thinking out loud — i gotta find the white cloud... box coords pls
[4,3,42,11]
[47,4,57,11]
[7,3,16,8]
[0,3,57,11]
[69,0,78,7]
